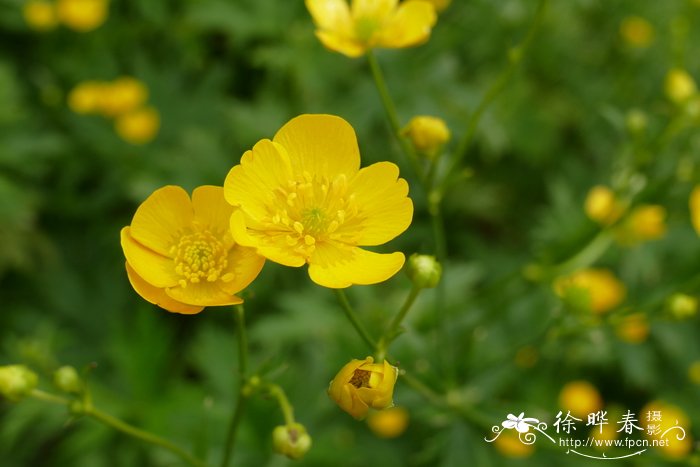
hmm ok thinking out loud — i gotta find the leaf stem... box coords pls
[334,289,378,352]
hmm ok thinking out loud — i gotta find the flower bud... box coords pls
[584,186,624,225]
[0,365,38,402]
[53,366,81,394]
[272,423,312,460]
[367,406,409,438]
[401,116,451,159]
[554,268,626,314]
[56,0,109,33]
[406,254,442,289]
[619,16,654,48]
[559,380,603,419]
[614,313,649,344]
[328,357,398,420]
[667,293,698,319]
[665,68,697,105]
[615,204,667,246]
[114,106,160,145]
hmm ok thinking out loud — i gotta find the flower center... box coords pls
[171,230,232,288]
[354,17,379,43]
[349,369,371,388]
[266,172,362,258]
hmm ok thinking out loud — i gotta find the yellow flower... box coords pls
[56,0,108,32]
[665,68,697,105]
[305,0,437,58]
[423,0,450,12]
[328,356,398,420]
[493,430,534,458]
[401,115,451,158]
[121,185,265,314]
[23,1,58,31]
[100,77,149,117]
[615,204,667,246]
[584,185,624,225]
[615,313,649,344]
[115,107,160,145]
[224,114,413,288]
[0,365,38,402]
[668,293,698,319]
[68,81,105,114]
[554,268,626,314]
[690,185,700,235]
[619,16,654,48]
[367,406,409,438]
[642,400,693,459]
[559,381,603,419]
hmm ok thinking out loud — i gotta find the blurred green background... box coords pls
[1,0,700,465]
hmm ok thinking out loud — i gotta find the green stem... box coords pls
[334,289,378,352]
[265,383,295,426]
[367,50,427,185]
[220,305,250,467]
[550,230,614,277]
[29,389,70,405]
[440,0,547,193]
[379,285,422,357]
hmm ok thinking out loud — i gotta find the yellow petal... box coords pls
[349,161,413,245]
[351,0,397,21]
[306,0,353,33]
[329,358,371,400]
[308,243,405,288]
[130,186,194,256]
[230,210,306,267]
[165,281,244,307]
[191,185,233,236]
[691,186,700,235]
[375,0,436,49]
[125,262,203,314]
[218,244,265,295]
[315,30,367,57]
[224,140,293,219]
[273,114,361,178]
[120,227,179,288]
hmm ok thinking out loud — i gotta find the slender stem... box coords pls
[440,0,547,193]
[384,285,422,344]
[220,305,250,467]
[265,383,295,426]
[367,50,427,185]
[334,289,378,351]
[86,406,207,467]
[30,389,70,405]
[550,230,614,277]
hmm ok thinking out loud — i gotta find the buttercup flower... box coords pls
[115,106,160,145]
[224,114,413,288]
[615,313,650,344]
[367,406,409,438]
[401,115,451,159]
[642,400,693,459]
[620,16,654,48]
[328,356,398,420]
[305,0,437,58]
[554,268,626,314]
[56,0,108,32]
[665,68,697,105]
[615,204,666,246]
[23,1,57,31]
[559,381,602,419]
[100,77,149,117]
[584,185,624,226]
[121,185,265,314]
[68,81,105,114]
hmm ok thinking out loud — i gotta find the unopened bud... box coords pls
[0,365,38,402]
[272,423,312,460]
[665,68,697,105]
[406,254,442,289]
[668,293,698,319]
[53,366,81,394]
[401,116,451,159]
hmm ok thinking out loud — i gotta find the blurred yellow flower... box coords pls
[619,16,654,48]
[68,81,105,114]
[559,380,603,419]
[100,77,149,117]
[121,186,265,314]
[493,430,534,458]
[401,115,451,158]
[667,293,698,319]
[615,313,649,344]
[615,204,667,246]
[584,186,624,225]
[665,68,697,105]
[56,0,108,32]
[23,1,58,31]
[690,185,700,235]
[642,400,693,459]
[0,365,38,402]
[554,268,626,314]
[224,114,413,288]
[423,0,450,12]
[115,106,160,145]
[328,356,398,420]
[367,406,409,438]
[305,0,437,58]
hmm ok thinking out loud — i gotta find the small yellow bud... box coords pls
[56,0,109,32]
[620,16,655,48]
[367,406,409,438]
[272,423,312,460]
[615,204,667,246]
[23,1,58,31]
[667,293,698,319]
[559,381,603,419]
[0,365,38,402]
[615,313,650,344]
[68,81,105,114]
[99,77,149,117]
[401,116,451,159]
[665,68,697,105]
[584,186,624,225]
[554,268,626,314]
[328,357,398,420]
[114,106,160,145]
[53,366,81,394]
[406,254,442,289]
